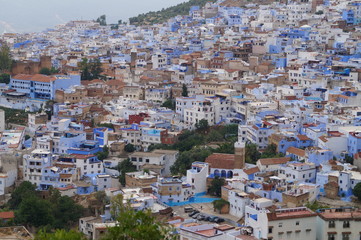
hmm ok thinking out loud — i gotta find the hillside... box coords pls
[129,0,216,26]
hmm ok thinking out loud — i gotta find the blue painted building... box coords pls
[348,132,361,155]
[68,140,102,155]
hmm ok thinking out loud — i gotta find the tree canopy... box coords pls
[260,144,284,158]
[35,229,87,240]
[181,84,188,97]
[0,43,12,73]
[124,143,135,153]
[97,145,109,160]
[10,182,84,230]
[78,58,104,80]
[208,176,225,197]
[39,67,59,75]
[129,0,216,25]
[195,119,209,131]
[161,99,175,110]
[0,73,10,84]
[353,182,361,201]
[117,159,137,186]
[245,143,261,164]
[103,195,175,240]
[96,15,107,26]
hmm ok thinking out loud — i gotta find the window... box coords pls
[296,221,299,226]
[343,221,350,228]
[342,233,350,240]
[329,221,335,228]
[279,222,283,228]
[268,227,273,234]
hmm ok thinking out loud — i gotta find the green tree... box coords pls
[245,143,261,164]
[215,142,235,154]
[117,159,137,186]
[195,119,209,131]
[15,195,54,228]
[353,182,361,201]
[170,147,212,175]
[208,176,225,197]
[97,145,109,160]
[96,15,107,26]
[205,129,224,142]
[39,67,51,75]
[260,144,284,159]
[103,195,175,240]
[35,229,87,240]
[51,192,84,229]
[90,58,103,79]
[181,84,188,97]
[0,73,10,84]
[124,143,135,153]
[8,181,37,209]
[161,99,175,110]
[79,58,91,80]
[0,43,12,72]
[78,58,103,80]
[305,201,329,211]
[213,199,229,211]
[97,123,115,130]
[345,155,354,164]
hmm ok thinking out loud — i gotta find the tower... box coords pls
[130,46,137,69]
[0,110,5,131]
[234,141,245,169]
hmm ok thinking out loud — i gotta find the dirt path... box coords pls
[318,197,361,208]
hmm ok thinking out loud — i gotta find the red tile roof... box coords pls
[297,134,311,141]
[13,74,56,83]
[0,211,14,219]
[267,208,316,221]
[286,147,305,157]
[205,153,235,169]
[244,167,260,175]
[258,157,291,166]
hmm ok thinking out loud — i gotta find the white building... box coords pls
[186,162,209,195]
[23,149,54,186]
[278,162,317,183]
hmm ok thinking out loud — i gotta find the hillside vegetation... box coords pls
[129,0,216,26]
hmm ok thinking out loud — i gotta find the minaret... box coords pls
[130,46,137,68]
[234,141,245,169]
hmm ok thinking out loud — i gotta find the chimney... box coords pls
[234,141,245,169]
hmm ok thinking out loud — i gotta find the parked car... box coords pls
[188,210,199,217]
[214,217,225,223]
[184,207,194,213]
[192,213,200,219]
[208,216,217,222]
[197,214,206,221]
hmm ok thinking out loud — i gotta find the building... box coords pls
[10,73,81,100]
[152,177,191,204]
[125,170,158,188]
[186,162,209,195]
[316,207,361,240]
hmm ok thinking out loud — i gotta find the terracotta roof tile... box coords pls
[205,153,235,169]
[258,157,291,165]
[244,167,260,175]
[286,147,305,157]
[13,74,56,83]
[0,211,14,219]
